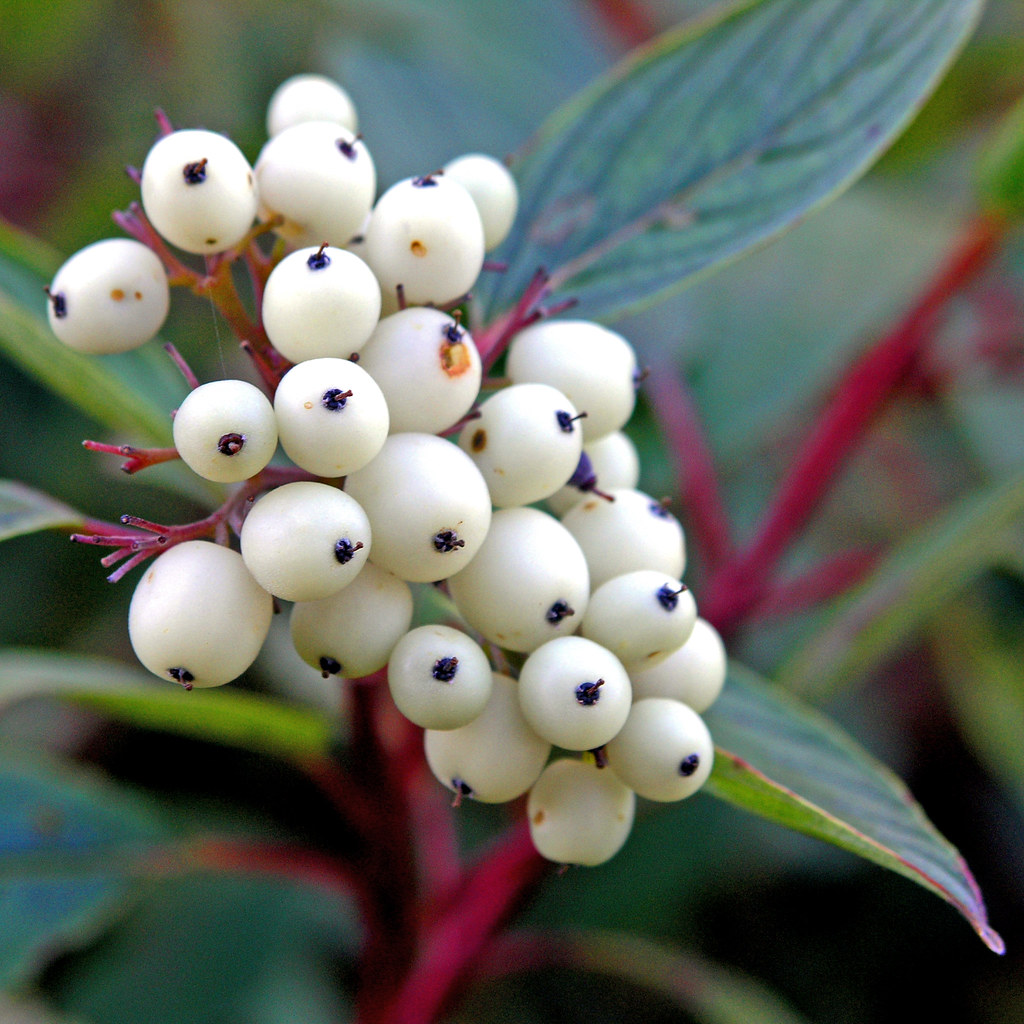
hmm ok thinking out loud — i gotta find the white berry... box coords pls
[266,73,358,137]
[628,617,727,713]
[442,153,518,251]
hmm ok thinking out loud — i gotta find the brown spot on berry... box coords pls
[440,340,473,378]
[532,809,545,825]
[410,240,427,257]
[110,288,125,301]
[134,291,143,300]
[470,429,487,452]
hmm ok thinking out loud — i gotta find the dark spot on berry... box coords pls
[134,291,143,300]
[322,388,353,411]
[413,172,441,187]
[334,538,364,564]
[656,582,687,611]
[679,753,700,777]
[443,316,464,344]
[183,158,208,184]
[555,410,587,433]
[336,136,361,160]
[546,600,574,624]
[568,451,596,491]
[532,809,545,825]
[589,745,609,768]
[433,529,465,553]
[633,366,650,389]
[450,777,473,806]
[432,656,459,682]
[575,679,605,706]
[110,288,125,301]
[217,432,246,456]
[410,240,427,257]
[650,500,672,519]
[307,243,331,270]
[46,288,67,318]
[470,429,487,452]
[167,667,194,690]
[319,656,343,677]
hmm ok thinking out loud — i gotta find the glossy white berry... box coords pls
[172,379,277,483]
[628,617,727,713]
[255,122,375,248]
[128,540,272,688]
[273,357,389,478]
[141,129,258,254]
[441,153,518,251]
[447,507,589,653]
[458,383,584,508]
[547,430,641,517]
[46,238,170,354]
[290,561,413,679]
[560,488,686,589]
[528,758,635,866]
[506,320,638,442]
[240,481,371,601]
[344,433,492,582]
[266,73,358,137]
[357,308,481,435]
[581,570,697,671]
[261,246,381,362]
[606,698,714,802]
[387,625,493,730]
[363,173,485,308]
[424,673,550,803]
[517,636,632,751]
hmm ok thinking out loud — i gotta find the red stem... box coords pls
[644,364,734,573]
[700,213,1005,633]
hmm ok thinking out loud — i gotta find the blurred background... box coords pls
[2,1,1024,1022]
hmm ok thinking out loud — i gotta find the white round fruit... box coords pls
[46,238,170,354]
[128,540,272,688]
[356,307,481,435]
[628,617,727,713]
[172,379,278,483]
[387,625,493,730]
[290,561,413,679]
[344,433,492,582]
[606,698,714,802]
[442,152,518,251]
[528,758,635,866]
[273,357,389,477]
[240,481,371,601]
[506,320,638,442]
[447,507,589,653]
[517,636,632,752]
[424,673,550,803]
[261,245,381,362]
[266,73,358,137]
[141,129,258,254]
[255,121,375,248]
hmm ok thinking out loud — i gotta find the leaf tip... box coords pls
[976,922,1006,956]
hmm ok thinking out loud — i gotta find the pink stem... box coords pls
[82,439,180,474]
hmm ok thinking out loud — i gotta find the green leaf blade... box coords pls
[704,663,1004,953]
[0,481,84,541]
[478,0,983,323]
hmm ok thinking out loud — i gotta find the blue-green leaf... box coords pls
[0,481,84,542]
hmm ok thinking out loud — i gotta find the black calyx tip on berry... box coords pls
[442,310,464,344]
[319,655,343,678]
[432,656,459,682]
[307,243,331,270]
[217,432,246,456]
[336,134,362,160]
[450,776,473,807]
[183,158,208,184]
[334,537,364,564]
[322,388,354,411]
[413,171,443,187]
[433,529,465,553]
[633,366,650,389]
[45,287,67,318]
[555,409,587,434]
[649,499,673,519]
[679,753,700,777]
[575,678,605,706]
[589,745,609,769]
[546,599,575,624]
[568,451,597,491]
[167,667,194,690]
[656,582,687,611]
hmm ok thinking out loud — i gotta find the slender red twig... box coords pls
[700,212,1005,633]
[82,439,180,474]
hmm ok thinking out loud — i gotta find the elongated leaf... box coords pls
[0,649,335,764]
[0,481,84,541]
[477,0,983,323]
[0,751,166,988]
[704,663,1004,952]
[777,471,1024,698]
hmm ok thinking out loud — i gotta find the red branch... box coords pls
[700,213,1005,633]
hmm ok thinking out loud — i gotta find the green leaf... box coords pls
[704,663,1004,953]
[477,0,984,323]
[977,91,1024,218]
[777,471,1024,698]
[0,481,85,541]
[0,751,166,989]
[0,649,335,765]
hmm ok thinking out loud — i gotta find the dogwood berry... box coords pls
[628,617,727,712]
[266,73,358,137]
[441,152,518,251]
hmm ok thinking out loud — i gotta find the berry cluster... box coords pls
[52,73,726,867]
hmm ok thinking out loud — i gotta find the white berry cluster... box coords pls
[51,73,727,868]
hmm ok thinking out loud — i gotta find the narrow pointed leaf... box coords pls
[0,481,84,542]
[477,0,983,323]
[704,663,1003,953]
